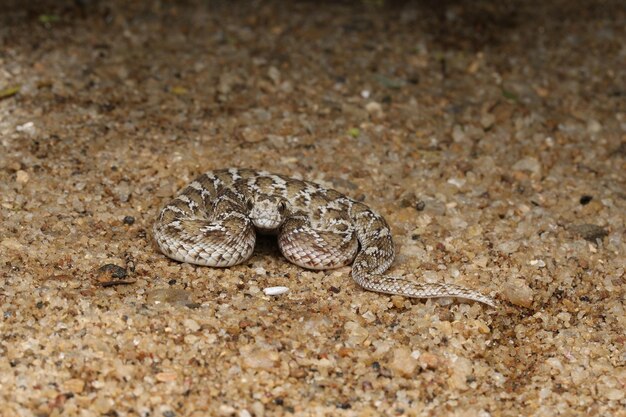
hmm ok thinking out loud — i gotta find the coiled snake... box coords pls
[154,168,496,307]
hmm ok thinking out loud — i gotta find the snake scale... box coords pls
[154,168,496,307]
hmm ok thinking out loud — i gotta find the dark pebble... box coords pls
[579,195,593,205]
[97,264,128,279]
[123,216,135,225]
[570,224,608,242]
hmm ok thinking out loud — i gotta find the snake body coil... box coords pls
[154,168,496,307]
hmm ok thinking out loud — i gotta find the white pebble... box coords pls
[263,286,289,296]
[529,259,546,267]
[16,121,36,135]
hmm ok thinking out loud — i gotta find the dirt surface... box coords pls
[1,1,624,416]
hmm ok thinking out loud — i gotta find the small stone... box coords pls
[389,346,418,376]
[344,321,369,346]
[587,119,602,133]
[1,238,24,251]
[512,156,542,177]
[529,259,546,267]
[418,352,442,369]
[63,378,85,394]
[15,170,29,184]
[496,241,520,254]
[123,215,135,225]
[448,356,472,390]
[218,405,236,416]
[114,181,131,202]
[93,396,113,413]
[242,348,279,369]
[447,177,466,188]
[569,224,608,242]
[267,66,281,85]
[97,264,128,279]
[263,286,289,296]
[155,371,177,382]
[146,288,194,307]
[250,402,265,417]
[502,278,533,308]
[365,101,384,118]
[474,320,490,334]
[240,127,265,143]
[579,195,593,205]
[183,318,200,332]
[361,310,376,323]
[16,121,36,135]
[480,112,496,129]
[604,388,624,401]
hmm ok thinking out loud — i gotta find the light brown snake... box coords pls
[153,168,496,307]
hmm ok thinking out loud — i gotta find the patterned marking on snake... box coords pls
[154,168,496,307]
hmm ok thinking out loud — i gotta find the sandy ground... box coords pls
[0,1,624,416]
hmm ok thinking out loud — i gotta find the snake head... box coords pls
[248,195,288,232]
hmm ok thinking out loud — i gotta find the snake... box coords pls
[153,168,496,307]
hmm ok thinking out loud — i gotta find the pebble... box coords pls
[389,346,418,376]
[1,238,24,251]
[418,352,442,370]
[569,224,608,242]
[365,101,384,118]
[448,356,473,390]
[496,241,520,254]
[263,286,289,296]
[114,181,131,202]
[155,371,178,382]
[240,127,265,143]
[97,264,128,279]
[16,121,36,135]
[344,321,369,346]
[218,405,237,416]
[586,119,602,133]
[146,288,194,307]
[62,378,85,393]
[502,278,533,308]
[242,348,279,370]
[267,66,281,85]
[183,318,201,332]
[512,156,542,177]
[15,170,29,184]
[250,402,265,417]
[480,112,496,129]
[529,259,546,268]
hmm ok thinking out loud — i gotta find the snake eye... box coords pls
[278,201,286,212]
[246,199,254,210]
